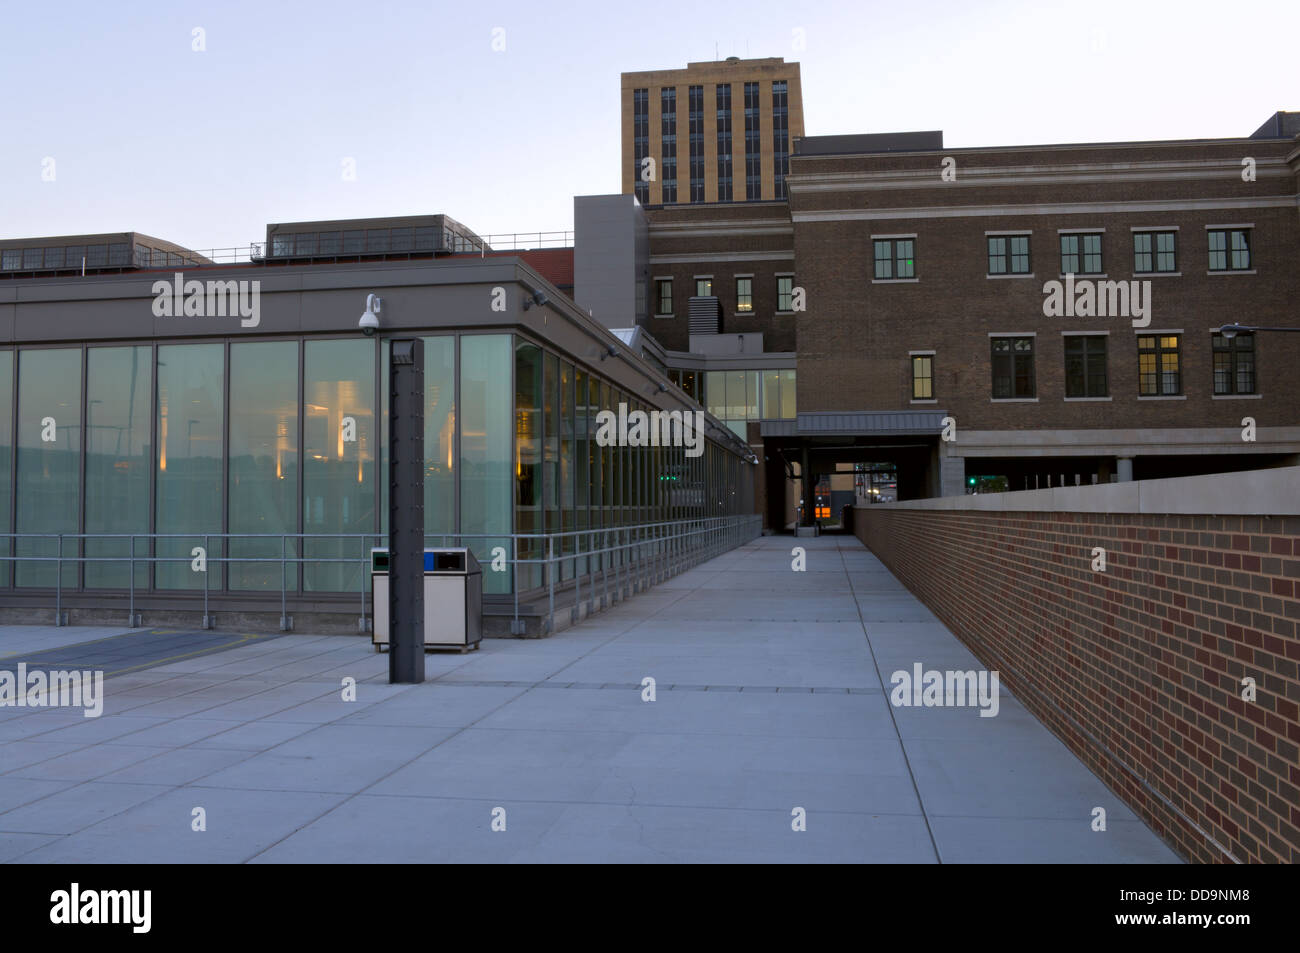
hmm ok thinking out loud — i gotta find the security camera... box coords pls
[359,294,381,336]
[522,287,549,311]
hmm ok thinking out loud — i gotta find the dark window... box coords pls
[1208,228,1251,271]
[1133,231,1176,273]
[85,245,107,267]
[1064,336,1108,398]
[688,85,704,204]
[343,230,365,254]
[294,233,317,256]
[744,82,760,200]
[655,278,673,315]
[695,278,712,297]
[413,227,436,251]
[271,234,294,256]
[1060,233,1103,274]
[912,355,934,399]
[43,247,64,269]
[152,248,168,267]
[991,337,1035,398]
[1137,334,1181,396]
[874,238,915,279]
[318,231,342,255]
[108,243,130,266]
[64,245,85,266]
[716,84,732,202]
[661,87,677,203]
[1213,332,1255,394]
[633,88,649,204]
[736,277,752,312]
[988,235,1030,274]
[772,80,789,200]
[1,249,21,270]
[390,227,413,251]
[777,276,794,311]
[23,248,42,269]
[366,229,390,253]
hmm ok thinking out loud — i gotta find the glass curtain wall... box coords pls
[85,346,151,589]
[156,344,223,589]
[0,352,12,587]
[460,334,511,595]
[229,341,298,590]
[514,340,542,591]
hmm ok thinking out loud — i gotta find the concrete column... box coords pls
[1116,457,1134,482]
[939,451,966,498]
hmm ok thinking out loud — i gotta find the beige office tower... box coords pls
[621,57,805,205]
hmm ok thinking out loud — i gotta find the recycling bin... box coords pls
[371,547,482,653]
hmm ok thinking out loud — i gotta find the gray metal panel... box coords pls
[795,410,948,435]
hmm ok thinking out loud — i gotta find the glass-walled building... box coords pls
[0,245,755,614]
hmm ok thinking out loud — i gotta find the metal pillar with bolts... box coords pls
[389,338,425,684]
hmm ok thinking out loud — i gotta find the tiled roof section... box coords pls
[469,248,574,288]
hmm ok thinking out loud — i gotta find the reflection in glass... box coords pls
[85,346,151,588]
[304,339,374,592]
[460,335,511,594]
[514,341,542,590]
[156,344,224,589]
[0,352,11,587]
[229,341,299,590]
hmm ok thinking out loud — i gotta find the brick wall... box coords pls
[855,504,1300,863]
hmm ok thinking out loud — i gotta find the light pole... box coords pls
[1219,323,1300,337]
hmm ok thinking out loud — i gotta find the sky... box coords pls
[1,0,1295,252]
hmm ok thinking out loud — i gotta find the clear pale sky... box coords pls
[1,0,1295,252]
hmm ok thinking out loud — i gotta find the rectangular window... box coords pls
[1208,228,1251,271]
[1064,335,1108,398]
[744,82,761,200]
[736,277,753,312]
[1213,332,1255,394]
[716,84,732,202]
[695,277,712,297]
[1133,231,1176,273]
[772,80,789,200]
[660,87,677,204]
[777,276,794,311]
[988,235,1030,274]
[23,248,42,269]
[688,85,705,204]
[874,238,915,279]
[655,278,673,315]
[633,88,650,204]
[0,352,10,587]
[1,249,20,270]
[912,355,934,399]
[991,337,1035,398]
[460,335,512,594]
[1060,233,1103,274]
[1137,334,1181,396]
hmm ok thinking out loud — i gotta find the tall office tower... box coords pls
[621,57,804,205]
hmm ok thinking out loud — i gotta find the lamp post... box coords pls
[1219,323,1300,338]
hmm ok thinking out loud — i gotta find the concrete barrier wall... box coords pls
[855,474,1300,863]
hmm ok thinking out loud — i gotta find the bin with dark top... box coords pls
[371,548,482,653]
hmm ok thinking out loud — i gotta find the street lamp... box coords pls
[1219,323,1300,339]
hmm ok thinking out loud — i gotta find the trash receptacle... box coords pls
[371,547,482,653]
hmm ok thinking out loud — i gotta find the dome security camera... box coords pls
[359,294,382,336]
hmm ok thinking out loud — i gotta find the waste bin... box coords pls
[371,547,483,653]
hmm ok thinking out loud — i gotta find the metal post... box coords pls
[55,534,64,626]
[202,534,211,629]
[573,533,581,626]
[389,339,426,683]
[280,534,289,631]
[546,535,555,635]
[128,534,136,626]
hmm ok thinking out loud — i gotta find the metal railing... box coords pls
[0,515,760,635]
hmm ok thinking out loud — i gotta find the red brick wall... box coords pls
[855,505,1300,863]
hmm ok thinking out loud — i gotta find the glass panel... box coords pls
[725,371,746,421]
[156,344,223,590]
[780,370,796,419]
[229,341,298,590]
[705,370,725,418]
[303,339,375,592]
[85,346,151,589]
[761,370,781,419]
[561,361,575,580]
[461,336,512,594]
[575,370,589,577]
[514,341,542,591]
[745,370,759,419]
[424,337,456,536]
[17,349,82,587]
[0,352,10,586]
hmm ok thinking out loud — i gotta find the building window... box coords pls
[777,276,794,311]
[23,248,42,269]
[911,355,934,399]
[988,235,1030,274]
[744,82,760,200]
[736,277,753,312]
[1213,332,1255,394]
[633,88,649,204]
[772,80,789,200]
[1060,233,1102,274]
[85,245,107,267]
[1133,231,1176,273]
[1208,228,1251,271]
[688,85,704,204]
[991,337,1035,398]
[874,238,915,279]
[660,88,677,204]
[695,277,712,297]
[655,278,673,316]
[1,249,20,270]
[1137,334,1181,396]
[716,84,732,202]
[1064,335,1108,398]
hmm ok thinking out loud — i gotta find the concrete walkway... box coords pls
[0,535,1179,863]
